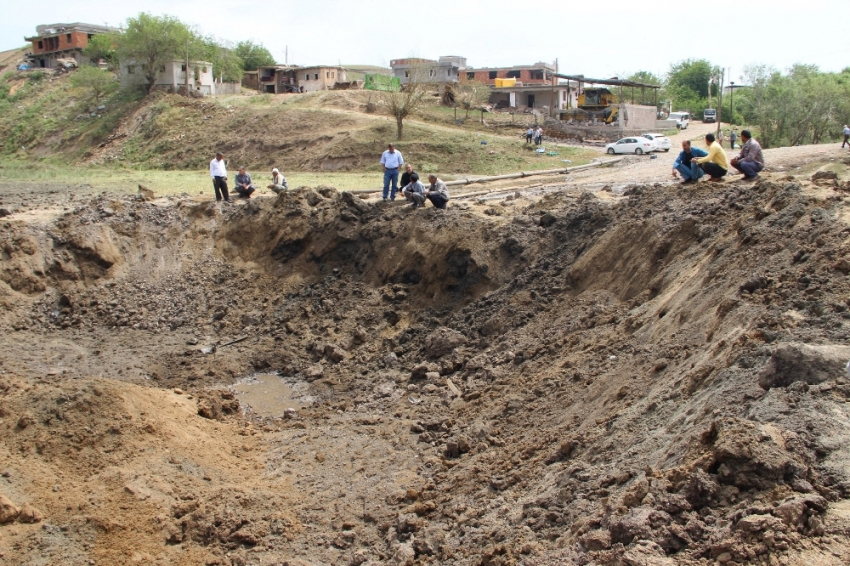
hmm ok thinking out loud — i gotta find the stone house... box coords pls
[254,65,347,93]
[390,56,466,85]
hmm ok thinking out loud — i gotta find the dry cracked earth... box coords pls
[2,158,850,566]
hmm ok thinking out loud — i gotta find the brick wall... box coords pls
[31,31,89,54]
[466,69,550,86]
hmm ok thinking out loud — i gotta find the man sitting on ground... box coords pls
[425,175,450,209]
[730,130,765,182]
[401,173,427,207]
[234,167,255,198]
[695,133,729,182]
[268,168,288,194]
[672,140,708,184]
[400,163,416,190]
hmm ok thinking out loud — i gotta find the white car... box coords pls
[642,133,672,152]
[605,137,654,155]
[668,112,690,129]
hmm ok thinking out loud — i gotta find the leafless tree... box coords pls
[455,80,491,119]
[378,63,431,140]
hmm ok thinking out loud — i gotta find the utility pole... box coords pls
[285,46,288,66]
[729,81,735,125]
[185,40,190,97]
[715,68,725,138]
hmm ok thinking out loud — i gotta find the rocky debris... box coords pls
[137,184,155,201]
[303,364,324,381]
[758,342,850,389]
[0,494,20,524]
[16,503,44,524]
[424,327,467,358]
[196,390,240,420]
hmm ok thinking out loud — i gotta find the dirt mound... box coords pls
[2,173,850,565]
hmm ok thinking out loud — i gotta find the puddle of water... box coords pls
[232,373,313,417]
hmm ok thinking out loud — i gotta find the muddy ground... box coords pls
[2,153,850,566]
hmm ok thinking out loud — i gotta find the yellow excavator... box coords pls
[562,87,618,123]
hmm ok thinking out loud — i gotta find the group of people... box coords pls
[208,152,288,203]
[380,144,450,209]
[716,129,738,149]
[525,126,544,145]
[672,130,764,184]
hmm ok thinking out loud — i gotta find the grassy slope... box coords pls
[0,71,598,191]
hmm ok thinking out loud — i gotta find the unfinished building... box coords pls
[253,65,348,93]
[390,56,466,85]
[120,60,216,96]
[24,22,118,69]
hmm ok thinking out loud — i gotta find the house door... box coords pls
[265,85,275,93]
[527,94,535,108]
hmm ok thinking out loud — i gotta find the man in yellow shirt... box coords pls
[695,133,729,182]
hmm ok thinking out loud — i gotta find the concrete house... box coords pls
[24,22,119,68]
[120,59,216,96]
[254,65,348,93]
[390,56,466,85]
[464,61,557,86]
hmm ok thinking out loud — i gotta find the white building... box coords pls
[120,59,216,96]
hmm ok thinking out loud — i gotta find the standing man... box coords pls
[234,167,255,198]
[209,152,231,202]
[717,130,725,148]
[729,130,737,150]
[843,125,850,149]
[526,127,534,143]
[730,130,765,181]
[425,175,450,209]
[400,163,416,190]
[695,133,729,182]
[380,143,404,201]
[534,126,543,146]
[671,140,708,185]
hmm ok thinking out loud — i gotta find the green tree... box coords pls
[203,38,244,82]
[118,13,195,93]
[70,65,118,107]
[234,40,276,71]
[379,64,430,139]
[626,70,664,106]
[83,34,118,68]
[665,59,720,116]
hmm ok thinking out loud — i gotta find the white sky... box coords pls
[2,0,847,80]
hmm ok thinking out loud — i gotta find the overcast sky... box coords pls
[2,0,847,80]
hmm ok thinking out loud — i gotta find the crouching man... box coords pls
[234,167,255,198]
[401,172,426,207]
[425,175,450,209]
[268,168,288,194]
[730,130,764,181]
[672,140,707,185]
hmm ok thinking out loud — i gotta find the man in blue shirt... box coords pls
[380,144,404,201]
[672,140,708,185]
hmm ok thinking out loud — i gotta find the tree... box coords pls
[626,71,664,106]
[203,37,244,83]
[378,64,430,139]
[70,66,118,107]
[118,13,195,93]
[455,80,491,118]
[234,40,276,72]
[83,34,118,68]
[665,59,719,115]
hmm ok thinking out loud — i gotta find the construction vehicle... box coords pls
[561,87,619,124]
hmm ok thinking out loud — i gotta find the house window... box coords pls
[66,33,72,43]
[467,72,474,80]
[159,65,165,72]
[127,65,135,74]
[506,70,521,78]
[489,71,497,79]
[181,64,186,72]
[530,70,544,80]
[314,73,318,80]
[305,74,309,80]
[429,69,435,77]
[38,40,43,49]
[88,34,93,39]
[202,66,207,73]
[404,71,409,78]
[331,71,335,78]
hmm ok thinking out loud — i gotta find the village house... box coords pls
[464,61,557,86]
[120,59,216,96]
[390,56,466,85]
[251,65,348,93]
[24,22,118,69]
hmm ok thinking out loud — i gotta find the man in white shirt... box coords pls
[209,152,231,202]
[843,125,850,149]
[380,144,404,201]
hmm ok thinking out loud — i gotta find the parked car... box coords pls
[667,112,690,129]
[642,133,671,152]
[605,137,654,155]
[703,108,716,123]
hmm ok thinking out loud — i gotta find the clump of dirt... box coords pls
[1,171,850,565]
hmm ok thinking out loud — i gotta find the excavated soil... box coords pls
[2,166,850,566]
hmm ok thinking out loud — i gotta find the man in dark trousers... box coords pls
[209,152,231,202]
[400,163,416,190]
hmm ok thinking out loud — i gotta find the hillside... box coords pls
[0,69,592,175]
